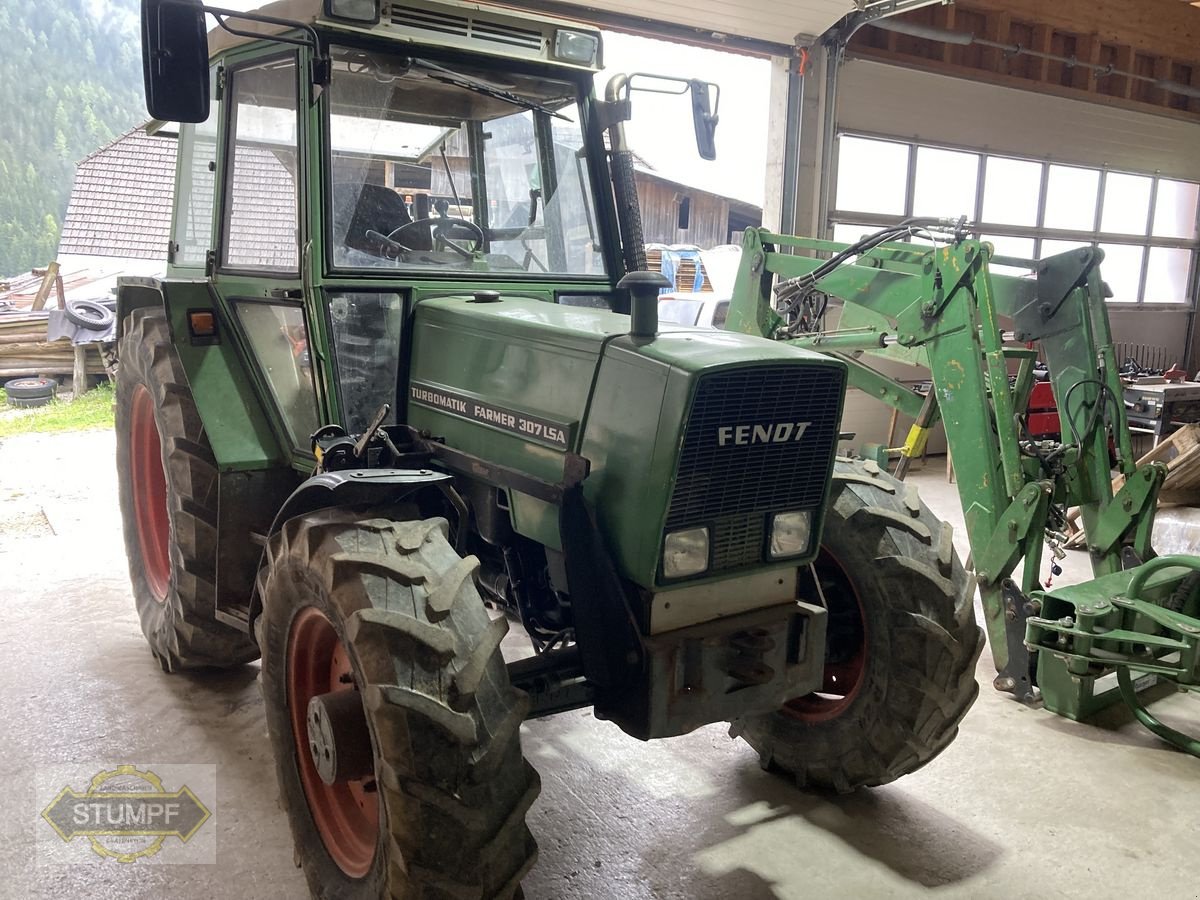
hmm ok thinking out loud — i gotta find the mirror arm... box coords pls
[181,2,332,84]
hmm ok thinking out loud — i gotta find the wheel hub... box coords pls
[307,690,373,785]
[783,549,868,723]
[287,607,379,878]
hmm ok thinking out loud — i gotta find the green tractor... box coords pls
[118,1,981,895]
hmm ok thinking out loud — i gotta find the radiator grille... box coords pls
[665,364,845,574]
[388,5,544,51]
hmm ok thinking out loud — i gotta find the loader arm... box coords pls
[728,227,1200,752]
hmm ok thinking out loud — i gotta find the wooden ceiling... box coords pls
[849,0,1200,121]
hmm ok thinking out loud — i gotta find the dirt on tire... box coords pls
[731,457,983,793]
[259,510,538,899]
[115,308,259,670]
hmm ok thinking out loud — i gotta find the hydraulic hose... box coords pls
[603,74,648,278]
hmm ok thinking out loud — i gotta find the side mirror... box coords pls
[142,0,210,123]
[688,80,719,161]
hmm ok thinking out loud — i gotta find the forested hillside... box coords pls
[0,0,146,275]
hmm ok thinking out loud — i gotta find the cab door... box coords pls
[211,46,324,465]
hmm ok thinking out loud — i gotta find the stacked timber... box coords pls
[0,312,106,379]
[644,247,714,294]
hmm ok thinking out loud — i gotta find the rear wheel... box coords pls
[731,458,983,792]
[115,308,258,670]
[259,511,538,899]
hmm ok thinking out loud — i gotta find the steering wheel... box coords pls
[388,216,484,260]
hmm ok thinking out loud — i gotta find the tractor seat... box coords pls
[332,182,432,255]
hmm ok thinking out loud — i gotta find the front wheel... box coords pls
[259,510,538,899]
[731,458,983,792]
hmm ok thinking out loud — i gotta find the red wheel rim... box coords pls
[287,607,378,878]
[783,549,868,723]
[130,384,171,602]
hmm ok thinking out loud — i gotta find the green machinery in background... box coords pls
[727,224,1200,755]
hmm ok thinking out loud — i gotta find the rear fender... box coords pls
[115,277,167,344]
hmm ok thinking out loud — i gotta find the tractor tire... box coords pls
[731,458,983,793]
[259,510,538,899]
[115,308,259,671]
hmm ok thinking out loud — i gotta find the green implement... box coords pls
[728,224,1200,756]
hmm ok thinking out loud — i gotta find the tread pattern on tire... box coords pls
[260,510,538,900]
[731,457,984,792]
[115,308,258,670]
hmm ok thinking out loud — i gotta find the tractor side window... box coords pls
[222,55,300,273]
[328,291,404,434]
[172,67,218,268]
[233,301,319,448]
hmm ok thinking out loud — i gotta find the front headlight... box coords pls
[770,511,811,559]
[663,527,709,578]
[324,0,380,24]
[553,29,599,65]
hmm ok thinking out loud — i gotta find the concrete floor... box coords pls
[1,430,1197,899]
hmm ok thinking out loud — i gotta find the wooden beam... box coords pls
[72,345,88,398]
[1155,56,1174,106]
[962,0,1200,64]
[1078,33,1102,92]
[845,46,1200,125]
[1031,24,1052,82]
[30,262,59,312]
[1114,44,1135,98]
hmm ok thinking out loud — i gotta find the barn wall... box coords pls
[634,174,731,247]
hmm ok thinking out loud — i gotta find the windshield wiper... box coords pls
[413,59,571,121]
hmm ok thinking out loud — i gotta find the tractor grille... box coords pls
[665,364,845,574]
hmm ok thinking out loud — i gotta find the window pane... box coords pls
[1152,179,1200,240]
[1100,172,1152,235]
[1040,239,1089,260]
[1044,165,1099,230]
[224,57,300,271]
[173,69,218,268]
[831,223,873,245]
[912,147,978,218]
[835,136,909,215]
[981,234,1036,277]
[234,302,319,445]
[981,156,1041,226]
[329,292,404,433]
[1144,248,1193,304]
[1096,243,1145,302]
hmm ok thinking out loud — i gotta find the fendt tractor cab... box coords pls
[119,1,981,895]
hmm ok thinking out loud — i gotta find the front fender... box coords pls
[247,468,454,638]
[267,468,453,537]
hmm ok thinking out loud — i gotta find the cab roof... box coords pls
[209,0,603,71]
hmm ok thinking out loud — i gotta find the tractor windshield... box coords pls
[327,46,606,278]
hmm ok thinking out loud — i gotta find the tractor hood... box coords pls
[406,294,847,587]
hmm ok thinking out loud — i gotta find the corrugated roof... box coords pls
[58,126,177,260]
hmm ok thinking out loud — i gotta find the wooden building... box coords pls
[633,168,761,248]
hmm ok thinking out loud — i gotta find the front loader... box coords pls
[116,1,982,895]
[726,223,1200,756]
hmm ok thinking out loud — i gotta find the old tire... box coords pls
[67,298,116,330]
[259,511,538,899]
[115,308,259,671]
[731,458,982,792]
[5,376,57,406]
